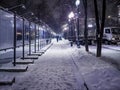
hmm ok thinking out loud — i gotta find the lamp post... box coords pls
[20,12,34,16]
[7,4,26,11]
[75,0,80,48]
[68,11,75,46]
[22,18,25,60]
[26,17,38,56]
[27,18,42,56]
[13,11,17,66]
[38,25,40,51]
[28,21,31,55]
[19,12,34,60]
[34,24,37,53]
[33,19,42,52]
[6,4,26,63]
[6,4,25,66]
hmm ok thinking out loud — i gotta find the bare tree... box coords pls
[83,0,89,52]
[93,0,106,57]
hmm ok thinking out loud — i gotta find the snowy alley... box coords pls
[0,39,120,90]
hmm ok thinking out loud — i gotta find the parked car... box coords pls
[103,27,120,44]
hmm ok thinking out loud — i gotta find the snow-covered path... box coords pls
[0,40,85,90]
[0,39,120,90]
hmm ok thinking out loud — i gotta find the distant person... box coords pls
[56,36,59,42]
[70,41,73,47]
[46,39,49,44]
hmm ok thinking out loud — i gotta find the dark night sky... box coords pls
[0,0,120,33]
[0,0,77,33]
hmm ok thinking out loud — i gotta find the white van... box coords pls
[103,27,120,44]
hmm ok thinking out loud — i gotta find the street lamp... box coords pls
[68,11,75,19]
[9,4,25,66]
[33,19,43,54]
[68,11,75,46]
[19,12,35,60]
[75,0,80,6]
[25,16,38,56]
[20,12,34,17]
[75,0,80,48]
[26,17,43,56]
[68,11,74,38]
[7,4,26,11]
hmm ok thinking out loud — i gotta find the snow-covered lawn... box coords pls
[89,45,120,70]
[103,45,120,51]
[71,46,120,90]
[0,39,120,90]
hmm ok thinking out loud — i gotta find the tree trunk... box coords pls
[93,0,101,57]
[94,0,106,57]
[83,0,89,52]
[99,0,106,56]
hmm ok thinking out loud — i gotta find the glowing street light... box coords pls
[68,12,75,44]
[68,11,75,19]
[75,0,80,6]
